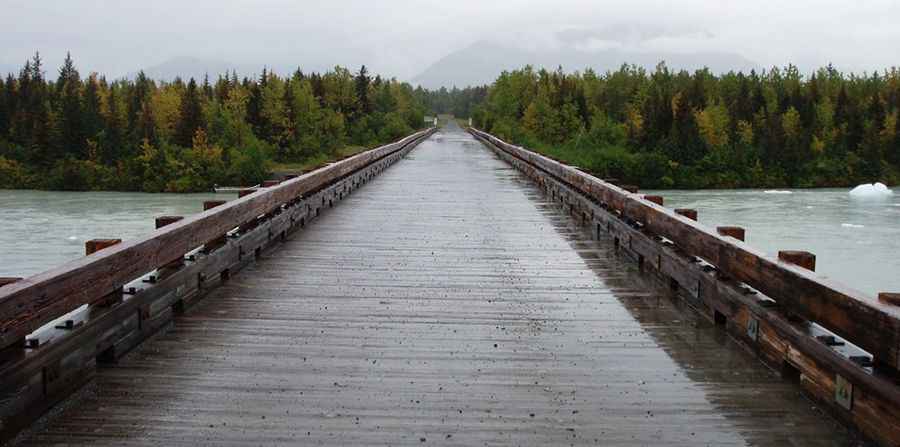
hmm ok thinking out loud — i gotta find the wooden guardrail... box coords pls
[469,127,900,446]
[0,127,435,441]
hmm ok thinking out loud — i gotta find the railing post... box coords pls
[778,250,816,271]
[86,239,123,306]
[0,278,25,353]
[675,209,698,221]
[717,226,746,242]
[85,239,121,256]
[202,201,229,252]
[879,293,900,306]
[156,216,185,274]
[0,277,22,288]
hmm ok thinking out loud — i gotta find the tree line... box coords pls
[0,53,426,191]
[467,64,900,188]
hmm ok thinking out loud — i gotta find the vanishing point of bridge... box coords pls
[2,122,899,445]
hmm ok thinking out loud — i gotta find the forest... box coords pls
[0,53,426,192]
[444,64,900,188]
[3,54,899,192]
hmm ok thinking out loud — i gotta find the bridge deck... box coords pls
[18,125,853,446]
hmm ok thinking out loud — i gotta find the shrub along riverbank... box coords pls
[0,54,426,192]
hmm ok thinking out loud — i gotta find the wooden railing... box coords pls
[469,127,900,446]
[0,127,435,440]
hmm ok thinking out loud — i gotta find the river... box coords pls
[650,188,900,296]
[1,187,898,296]
[0,189,232,278]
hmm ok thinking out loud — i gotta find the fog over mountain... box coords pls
[411,40,758,89]
[129,57,258,81]
[3,0,900,86]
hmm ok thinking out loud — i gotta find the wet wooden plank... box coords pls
[17,125,855,446]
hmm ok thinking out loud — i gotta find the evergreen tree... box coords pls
[83,74,104,144]
[174,78,204,147]
[0,76,7,139]
[102,84,126,163]
[127,71,153,143]
[54,52,85,158]
[354,65,371,117]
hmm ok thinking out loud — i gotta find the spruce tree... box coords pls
[0,76,7,139]
[128,71,152,143]
[103,84,126,163]
[174,78,204,147]
[83,74,103,143]
[55,52,84,158]
[354,65,371,117]
[23,53,52,166]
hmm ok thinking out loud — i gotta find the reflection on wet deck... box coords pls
[18,126,854,446]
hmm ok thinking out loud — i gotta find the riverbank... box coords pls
[0,143,379,193]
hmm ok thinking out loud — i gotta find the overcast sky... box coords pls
[2,0,899,80]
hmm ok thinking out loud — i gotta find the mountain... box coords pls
[130,57,260,81]
[411,40,759,89]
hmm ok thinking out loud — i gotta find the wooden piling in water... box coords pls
[644,195,664,206]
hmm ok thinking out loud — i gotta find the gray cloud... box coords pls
[1,0,898,81]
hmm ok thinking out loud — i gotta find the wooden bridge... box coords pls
[1,121,899,446]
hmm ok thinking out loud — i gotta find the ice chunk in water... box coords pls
[849,182,893,198]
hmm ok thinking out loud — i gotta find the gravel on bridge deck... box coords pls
[18,124,855,446]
